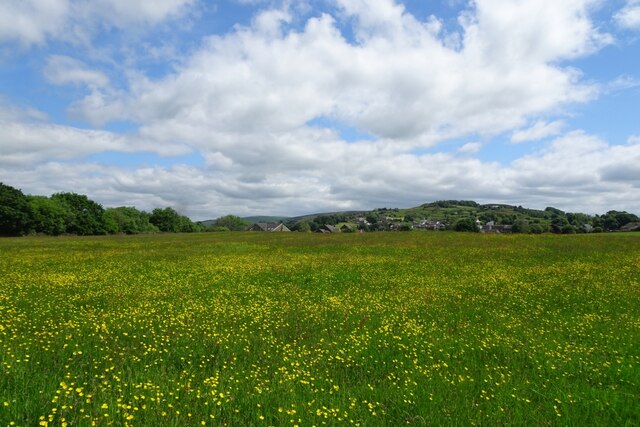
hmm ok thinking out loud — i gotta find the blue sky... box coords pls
[1,0,640,219]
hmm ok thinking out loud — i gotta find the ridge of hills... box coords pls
[233,201,590,225]
[213,200,640,233]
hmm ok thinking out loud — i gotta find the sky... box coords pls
[1,0,639,220]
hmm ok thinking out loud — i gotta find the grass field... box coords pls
[1,232,639,426]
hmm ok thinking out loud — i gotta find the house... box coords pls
[247,222,291,232]
[339,224,355,233]
[318,224,339,233]
[481,221,512,233]
[356,217,370,226]
[415,219,447,231]
[620,222,640,232]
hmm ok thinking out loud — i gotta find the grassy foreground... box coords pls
[0,232,639,426]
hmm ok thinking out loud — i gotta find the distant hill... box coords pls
[276,200,638,234]
[198,216,287,228]
[196,220,216,228]
[241,216,289,224]
[288,210,368,222]
[201,200,638,233]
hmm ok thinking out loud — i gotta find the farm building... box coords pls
[247,222,291,232]
[318,224,339,233]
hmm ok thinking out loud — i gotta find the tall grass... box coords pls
[1,232,639,425]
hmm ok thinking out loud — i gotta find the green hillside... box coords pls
[280,200,639,234]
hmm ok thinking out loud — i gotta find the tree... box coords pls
[105,207,157,234]
[51,193,107,235]
[213,215,248,231]
[315,215,339,226]
[453,217,479,232]
[511,219,530,234]
[292,221,311,232]
[150,207,199,233]
[397,223,412,231]
[150,207,183,232]
[179,217,202,233]
[600,211,639,231]
[0,182,32,236]
[550,216,571,234]
[545,207,565,217]
[27,195,72,235]
[365,213,378,224]
[529,224,546,234]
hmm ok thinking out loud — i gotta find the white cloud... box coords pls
[7,75,636,218]
[75,0,196,28]
[606,74,640,92]
[3,115,640,219]
[511,120,566,144]
[0,0,195,47]
[458,142,482,154]
[0,0,70,46]
[615,0,640,30]
[463,0,612,64]
[0,103,191,168]
[75,0,606,146]
[44,55,109,87]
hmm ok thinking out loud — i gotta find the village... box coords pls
[246,216,516,234]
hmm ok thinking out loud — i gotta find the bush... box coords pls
[453,218,479,232]
[529,224,545,234]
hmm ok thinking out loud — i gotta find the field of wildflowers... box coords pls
[1,232,639,426]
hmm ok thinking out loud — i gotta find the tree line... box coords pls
[0,182,201,236]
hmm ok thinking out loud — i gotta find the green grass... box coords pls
[1,232,639,426]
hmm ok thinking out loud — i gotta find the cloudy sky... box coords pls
[1,0,639,219]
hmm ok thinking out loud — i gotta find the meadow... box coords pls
[0,232,638,426]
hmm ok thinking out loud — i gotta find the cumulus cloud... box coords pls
[463,0,612,63]
[3,119,640,219]
[511,120,566,143]
[0,0,195,47]
[0,103,192,169]
[615,0,640,30]
[73,0,196,29]
[44,55,109,87]
[0,0,70,46]
[75,0,607,147]
[458,142,482,154]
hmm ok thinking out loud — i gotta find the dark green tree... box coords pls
[150,207,183,232]
[51,193,108,235]
[365,213,378,224]
[529,224,546,234]
[150,207,199,233]
[27,195,72,235]
[0,182,32,236]
[550,216,571,234]
[213,215,248,231]
[453,217,479,232]
[397,223,412,231]
[545,207,566,217]
[105,207,157,234]
[600,211,639,231]
[511,219,530,234]
[292,221,311,232]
